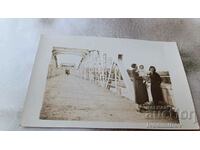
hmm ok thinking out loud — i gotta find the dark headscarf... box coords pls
[131,64,137,69]
[149,66,156,72]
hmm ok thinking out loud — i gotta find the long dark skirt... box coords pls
[134,79,149,105]
[150,72,164,105]
[151,84,164,105]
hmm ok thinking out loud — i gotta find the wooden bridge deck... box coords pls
[40,73,178,124]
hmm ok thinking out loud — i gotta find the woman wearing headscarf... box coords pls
[149,66,165,105]
[127,64,149,112]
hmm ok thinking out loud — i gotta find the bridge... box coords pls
[40,47,178,124]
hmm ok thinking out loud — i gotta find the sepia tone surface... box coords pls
[40,73,177,123]
[39,52,178,124]
[0,19,200,130]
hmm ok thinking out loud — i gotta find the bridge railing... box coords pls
[74,50,135,101]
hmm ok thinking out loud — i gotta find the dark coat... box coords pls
[128,70,149,105]
[150,72,164,105]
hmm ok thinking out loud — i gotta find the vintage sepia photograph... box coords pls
[21,36,199,129]
[39,46,179,125]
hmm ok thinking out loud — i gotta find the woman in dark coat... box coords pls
[149,66,164,105]
[128,64,149,111]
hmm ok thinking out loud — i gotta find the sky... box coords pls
[56,46,168,72]
[57,54,82,68]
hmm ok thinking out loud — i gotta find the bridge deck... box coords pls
[40,73,178,124]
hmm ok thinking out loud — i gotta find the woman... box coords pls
[149,66,164,106]
[128,64,149,112]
